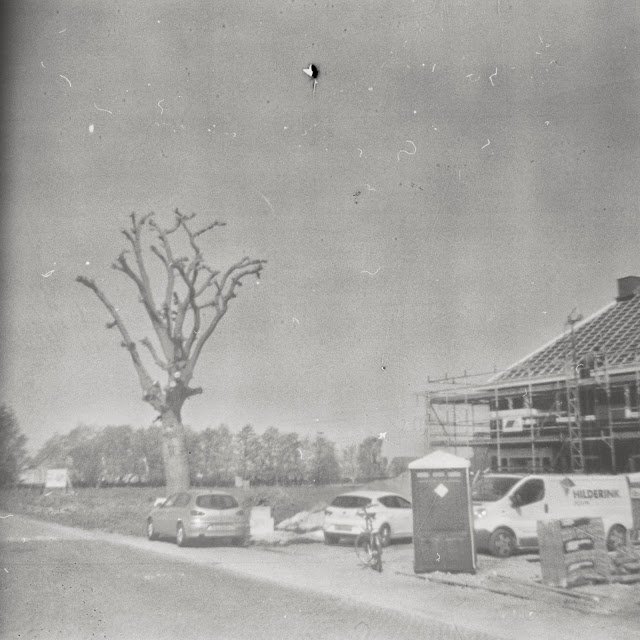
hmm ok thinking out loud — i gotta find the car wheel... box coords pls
[607,525,627,551]
[176,524,189,547]
[232,536,248,547]
[323,533,340,545]
[378,524,391,547]
[489,528,516,557]
[147,519,159,541]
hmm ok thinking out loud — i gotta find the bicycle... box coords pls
[354,505,383,572]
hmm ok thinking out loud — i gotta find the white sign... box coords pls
[434,483,449,498]
[250,506,274,535]
[45,468,71,489]
[502,417,523,433]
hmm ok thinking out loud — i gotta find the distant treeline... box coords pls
[28,424,411,488]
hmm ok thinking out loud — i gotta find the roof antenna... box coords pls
[567,308,583,326]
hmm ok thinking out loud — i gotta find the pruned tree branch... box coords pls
[140,337,169,371]
[172,259,198,341]
[183,257,266,380]
[148,219,177,332]
[121,214,161,320]
[114,213,176,363]
[76,275,164,412]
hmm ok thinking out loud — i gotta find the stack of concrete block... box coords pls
[538,517,609,588]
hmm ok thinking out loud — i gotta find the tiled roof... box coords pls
[494,294,640,382]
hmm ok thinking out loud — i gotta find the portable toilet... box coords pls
[409,450,476,574]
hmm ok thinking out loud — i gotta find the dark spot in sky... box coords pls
[304,64,319,79]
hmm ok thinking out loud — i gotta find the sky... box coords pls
[2,0,639,460]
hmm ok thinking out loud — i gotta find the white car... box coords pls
[322,490,413,546]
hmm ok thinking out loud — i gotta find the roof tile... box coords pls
[496,295,640,381]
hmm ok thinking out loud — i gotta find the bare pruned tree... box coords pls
[77,210,266,493]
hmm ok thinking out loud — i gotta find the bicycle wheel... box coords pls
[371,533,383,573]
[354,533,374,566]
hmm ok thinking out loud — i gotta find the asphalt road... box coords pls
[0,516,465,640]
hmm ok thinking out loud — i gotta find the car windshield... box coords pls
[331,495,372,509]
[472,477,521,502]
[195,494,238,510]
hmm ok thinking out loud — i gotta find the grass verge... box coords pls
[0,484,361,538]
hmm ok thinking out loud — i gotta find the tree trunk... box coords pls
[160,411,190,494]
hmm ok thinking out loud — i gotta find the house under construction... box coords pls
[423,276,640,474]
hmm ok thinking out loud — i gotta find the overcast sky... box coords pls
[2,0,639,459]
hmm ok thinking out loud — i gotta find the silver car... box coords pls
[147,490,249,547]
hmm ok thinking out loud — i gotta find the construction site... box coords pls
[422,276,640,474]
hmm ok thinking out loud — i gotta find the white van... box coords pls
[472,473,633,557]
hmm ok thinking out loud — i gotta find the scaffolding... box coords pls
[565,310,585,473]
[422,349,640,474]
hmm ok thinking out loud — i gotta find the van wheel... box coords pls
[607,525,627,551]
[489,528,516,557]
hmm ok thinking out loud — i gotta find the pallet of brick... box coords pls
[537,517,610,588]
